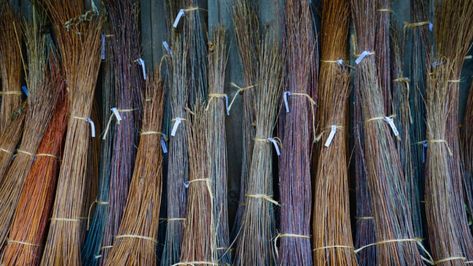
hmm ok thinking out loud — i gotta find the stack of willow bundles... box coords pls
[101,0,143,262]
[0,2,22,132]
[234,34,283,266]
[278,0,315,265]
[376,0,392,113]
[312,0,355,265]
[231,0,259,239]
[206,27,230,264]
[0,107,25,182]
[351,0,422,264]
[39,0,103,264]
[105,71,164,266]
[0,12,62,250]
[425,0,473,264]
[2,98,67,265]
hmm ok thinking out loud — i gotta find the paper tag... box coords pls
[101,33,106,60]
[87,118,96,138]
[184,181,190,188]
[355,51,372,65]
[173,9,186,28]
[421,141,428,163]
[428,22,433,32]
[136,58,147,80]
[324,126,338,147]
[111,107,123,124]
[21,85,29,97]
[268,138,281,156]
[384,117,400,138]
[171,118,183,137]
[224,95,230,116]
[161,138,168,154]
[162,41,172,55]
[336,59,344,65]
[283,91,291,113]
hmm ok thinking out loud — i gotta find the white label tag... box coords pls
[101,33,106,60]
[268,138,281,156]
[161,138,168,154]
[384,117,400,138]
[87,118,96,138]
[324,126,338,147]
[111,107,122,124]
[224,95,230,116]
[283,91,291,113]
[171,118,183,137]
[173,9,186,28]
[355,51,372,65]
[162,41,172,55]
[137,58,147,80]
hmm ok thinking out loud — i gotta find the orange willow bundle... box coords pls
[39,1,103,264]
[0,107,25,182]
[0,12,62,250]
[312,0,354,265]
[104,71,164,266]
[2,98,68,265]
[0,2,22,132]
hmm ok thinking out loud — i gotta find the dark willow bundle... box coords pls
[351,0,422,264]
[207,28,230,264]
[0,2,22,133]
[278,0,315,265]
[234,35,283,266]
[231,0,259,239]
[2,99,67,266]
[425,1,473,263]
[101,1,143,263]
[0,108,25,182]
[0,13,62,250]
[312,1,354,265]
[105,71,164,266]
[462,80,473,221]
[81,29,115,265]
[376,0,392,113]
[39,1,103,264]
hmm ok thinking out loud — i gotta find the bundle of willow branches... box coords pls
[0,107,25,182]
[101,0,143,262]
[39,1,103,264]
[462,80,473,220]
[231,0,259,240]
[2,98,67,265]
[312,1,354,265]
[278,0,315,265]
[351,0,422,264]
[0,2,22,133]
[105,71,164,266]
[425,1,473,263]
[376,0,392,113]
[0,11,62,250]
[206,27,231,264]
[234,34,283,266]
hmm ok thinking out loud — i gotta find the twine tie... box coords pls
[254,137,282,156]
[245,194,280,206]
[228,82,256,113]
[102,108,136,140]
[141,131,168,153]
[73,116,96,138]
[206,93,229,115]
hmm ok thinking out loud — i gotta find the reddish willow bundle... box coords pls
[376,0,391,113]
[207,28,230,264]
[178,103,216,266]
[425,1,473,264]
[312,1,354,265]
[351,0,422,264]
[101,1,143,263]
[0,3,22,133]
[2,99,68,265]
[0,15,62,250]
[39,1,103,264]
[234,35,282,266]
[104,71,164,266]
[277,0,315,265]
[231,0,259,239]
[0,108,25,182]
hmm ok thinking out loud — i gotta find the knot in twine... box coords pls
[245,194,280,206]
[206,93,230,115]
[254,137,282,156]
[228,82,257,113]
[366,114,400,140]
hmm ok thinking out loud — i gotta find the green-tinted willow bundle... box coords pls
[104,71,164,266]
[81,30,116,266]
[101,1,143,263]
[425,1,473,264]
[462,80,473,220]
[277,0,315,265]
[312,1,354,265]
[0,107,25,182]
[231,0,259,239]
[376,0,391,113]
[0,2,22,133]
[234,35,282,266]
[351,0,422,264]
[39,1,103,264]
[207,28,230,264]
[2,98,67,266]
[0,12,62,250]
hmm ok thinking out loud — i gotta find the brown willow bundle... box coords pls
[231,0,259,240]
[234,34,283,266]
[177,103,217,266]
[311,1,354,265]
[0,2,22,133]
[39,1,103,264]
[100,0,144,263]
[104,71,164,266]
[277,0,315,265]
[0,107,25,182]
[351,0,422,264]
[0,12,62,250]
[2,98,68,266]
[207,27,231,264]
[375,0,391,113]
[424,1,473,264]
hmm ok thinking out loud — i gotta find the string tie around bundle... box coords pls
[366,115,400,140]
[102,107,137,140]
[273,233,310,257]
[73,116,96,138]
[50,217,81,223]
[403,21,433,32]
[184,178,210,188]
[135,58,147,80]
[7,239,40,247]
[159,217,186,223]
[254,137,282,156]
[282,91,316,113]
[417,139,453,157]
[320,59,345,65]
[16,149,34,158]
[115,234,158,244]
[0,91,22,96]
[206,93,230,116]
[355,51,375,65]
[355,216,374,221]
[245,194,280,206]
[172,7,203,28]
[313,245,354,252]
[64,9,98,31]
[87,199,109,229]
[171,117,187,137]
[36,153,58,160]
[377,8,393,13]
[447,79,461,83]
[141,131,168,154]
[228,82,257,113]
[172,262,219,266]
[433,257,466,265]
[0,148,13,155]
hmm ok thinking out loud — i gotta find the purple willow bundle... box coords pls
[100,0,144,263]
[277,0,315,265]
[351,0,422,264]
[0,2,22,133]
[230,0,259,240]
[424,0,473,264]
[234,34,283,266]
[462,80,473,224]
[312,0,354,265]
[376,0,392,113]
